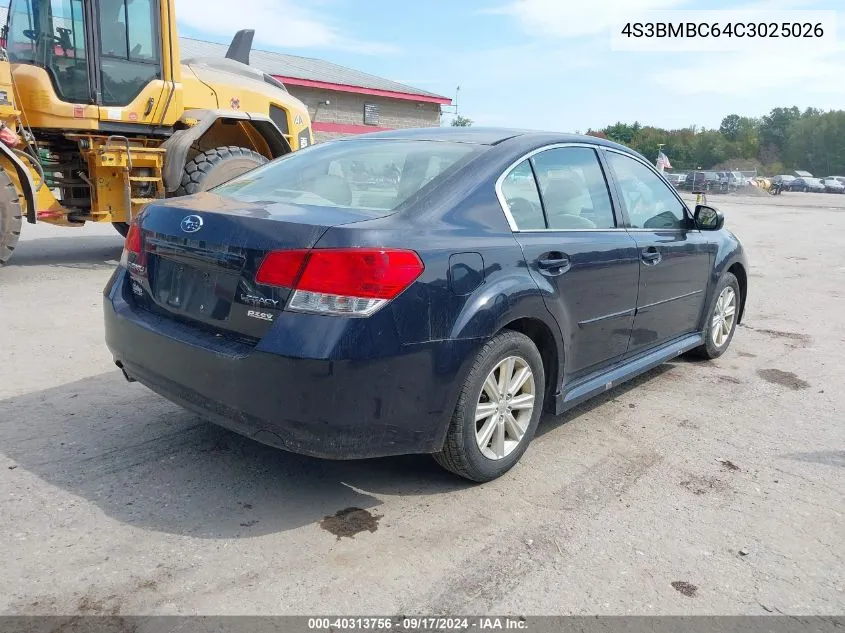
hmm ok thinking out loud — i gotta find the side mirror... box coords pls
[694,204,724,231]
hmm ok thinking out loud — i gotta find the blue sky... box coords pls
[175,0,844,131]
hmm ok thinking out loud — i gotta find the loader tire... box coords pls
[174,146,268,196]
[112,222,130,238]
[0,168,23,265]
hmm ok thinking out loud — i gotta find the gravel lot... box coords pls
[1,192,843,615]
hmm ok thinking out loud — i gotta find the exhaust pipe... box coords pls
[115,360,136,383]
[225,29,255,65]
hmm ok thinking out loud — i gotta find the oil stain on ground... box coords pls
[671,581,698,597]
[757,368,810,390]
[680,474,726,496]
[320,507,382,540]
[750,327,812,347]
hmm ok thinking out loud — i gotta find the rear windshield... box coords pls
[213,139,480,215]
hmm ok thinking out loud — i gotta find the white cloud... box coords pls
[175,0,398,54]
[486,0,690,39]
[653,16,845,96]
[654,50,843,95]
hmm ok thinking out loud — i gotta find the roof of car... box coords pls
[340,127,633,151]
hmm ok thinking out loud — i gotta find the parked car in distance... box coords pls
[730,172,749,187]
[663,172,685,187]
[821,177,845,193]
[790,177,826,193]
[104,127,748,482]
[683,171,723,191]
[773,175,796,190]
[717,172,746,189]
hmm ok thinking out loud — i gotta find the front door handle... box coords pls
[641,247,662,265]
[537,253,571,276]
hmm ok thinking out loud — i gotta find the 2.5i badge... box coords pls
[247,309,274,322]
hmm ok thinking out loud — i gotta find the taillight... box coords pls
[119,221,145,272]
[256,248,424,317]
[125,222,141,255]
[255,250,309,287]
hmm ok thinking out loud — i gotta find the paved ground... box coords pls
[1,192,843,615]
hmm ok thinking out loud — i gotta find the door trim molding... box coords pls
[578,307,636,327]
[637,289,703,312]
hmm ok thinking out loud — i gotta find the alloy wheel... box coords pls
[474,356,536,460]
[711,286,737,347]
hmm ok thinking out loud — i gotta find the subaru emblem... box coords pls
[181,214,203,233]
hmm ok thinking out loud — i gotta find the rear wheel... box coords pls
[112,222,130,238]
[0,168,23,265]
[433,331,545,482]
[175,146,268,196]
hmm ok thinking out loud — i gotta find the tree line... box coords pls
[586,107,845,177]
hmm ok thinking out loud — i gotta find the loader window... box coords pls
[6,0,90,103]
[98,0,161,106]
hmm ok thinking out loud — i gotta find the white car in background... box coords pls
[821,177,845,193]
[663,173,685,187]
[730,172,750,186]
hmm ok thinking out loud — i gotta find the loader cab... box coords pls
[4,0,175,116]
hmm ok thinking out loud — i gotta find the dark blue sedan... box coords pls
[104,128,748,481]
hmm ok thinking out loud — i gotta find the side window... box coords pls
[98,0,160,106]
[530,147,616,230]
[7,0,90,103]
[606,152,688,229]
[499,159,546,230]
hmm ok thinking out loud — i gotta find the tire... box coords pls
[0,168,23,265]
[689,272,741,360]
[433,330,545,482]
[175,146,268,196]
[112,222,130,238]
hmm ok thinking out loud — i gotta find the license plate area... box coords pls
[152,257,239,321]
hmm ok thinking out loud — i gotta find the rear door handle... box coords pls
[537,254,571,276]
[641,247,662,265]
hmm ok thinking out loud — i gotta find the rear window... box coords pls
[213,139,480,215]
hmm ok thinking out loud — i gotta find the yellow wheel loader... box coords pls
[0,0,313,264]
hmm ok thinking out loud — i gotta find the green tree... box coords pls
[719,114,742,140]
[783,110,845,175]
[451,115,473,127]
[590,106,843,171]
[604,122,640,144]
[760,106,801,159]
[735,117,761,159]
[692,130,729,169]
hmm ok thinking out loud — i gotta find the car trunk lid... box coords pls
[126,192,385,342]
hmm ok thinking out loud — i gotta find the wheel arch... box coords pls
[446,269,566,414]
[161,109,292,194]
[498,316,561,413]
[727,261,748,323]
[0,145,37,224]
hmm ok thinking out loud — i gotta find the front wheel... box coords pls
[690,272,741,359]
[433,331,545,482]
[0,168,23,265]
[175,146,268,196]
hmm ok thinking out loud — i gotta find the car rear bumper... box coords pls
[104,271,483,460]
